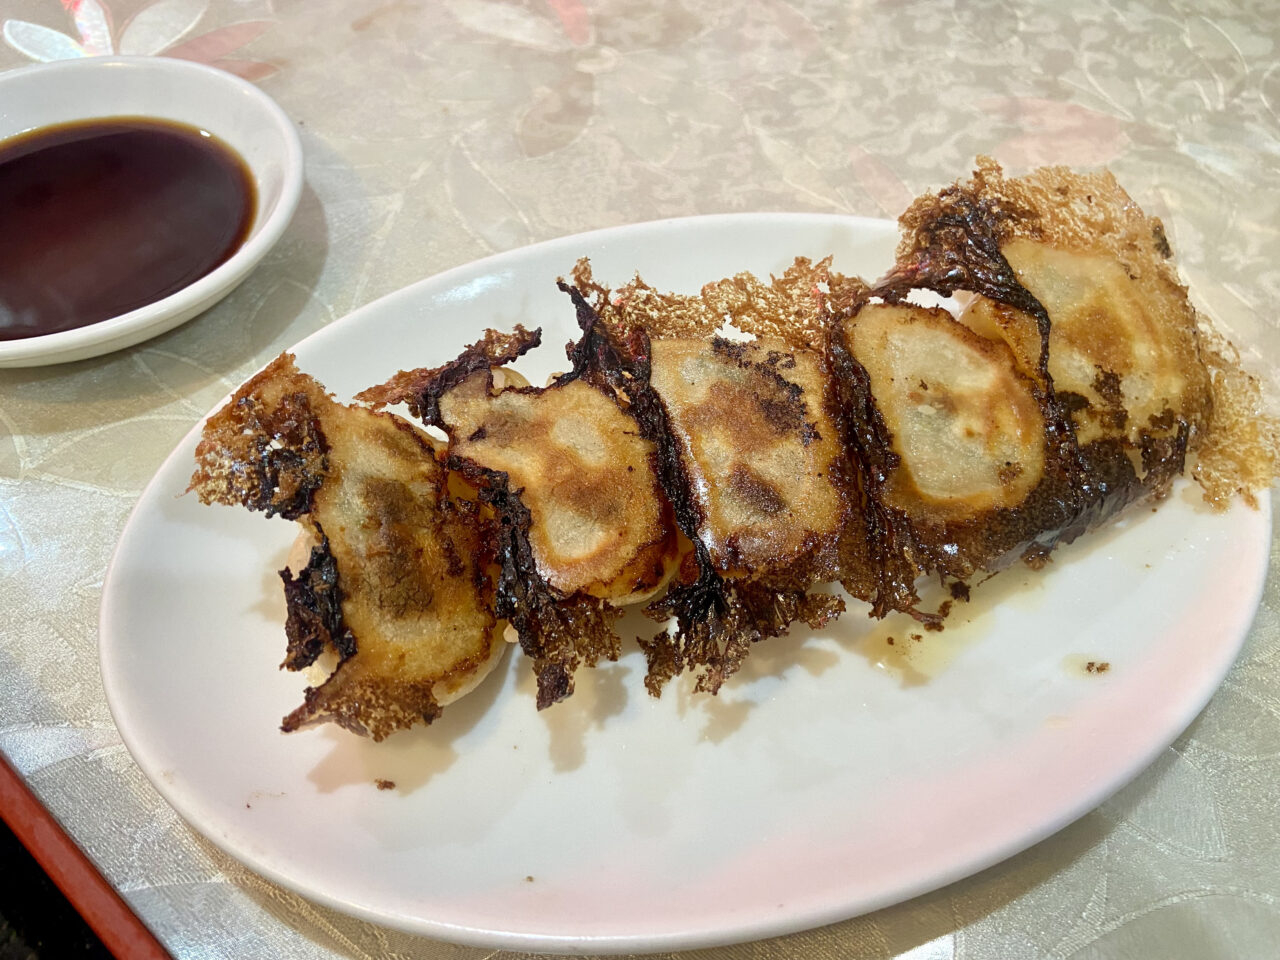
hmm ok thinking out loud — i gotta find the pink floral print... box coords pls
[3,0,276,80]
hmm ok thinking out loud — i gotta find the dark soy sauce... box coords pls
[0,117,255,341]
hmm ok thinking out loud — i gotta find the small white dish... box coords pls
[0,56,303,368]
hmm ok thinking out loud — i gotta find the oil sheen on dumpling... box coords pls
[189,354,505,740]
[843,303,1046,522]
[648,336,850,578]
[437,369,677,603]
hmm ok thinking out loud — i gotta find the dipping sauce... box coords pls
[0,117,255,341]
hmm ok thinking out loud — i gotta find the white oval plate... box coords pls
[0,56,303,367]
[99,214,1271,954]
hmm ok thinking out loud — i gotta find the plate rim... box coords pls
[286,209,897,368]
[98,211,1274,953]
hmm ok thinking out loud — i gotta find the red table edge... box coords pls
[0,752,172,960]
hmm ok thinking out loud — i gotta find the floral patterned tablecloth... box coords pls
[3,1,1279,957]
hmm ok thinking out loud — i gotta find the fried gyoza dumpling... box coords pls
[933,165,1213,498]
[844,304,1046,518]
[892,158,1212,476]
[832,300,1074,608]
[437,370,676,603]
[970,238,1211,472]
[854,157,1217,594]
[360,321,680,709]
[189,354,505,740]
[559,267,859,695]
[648,336,850,579]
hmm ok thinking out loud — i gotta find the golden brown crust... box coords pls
[564,275,863,695]
[357,325,543,423]
[363,307,681,709]
[999,239,1211,453]
[1194,335,1280,509]
[189,352,329,520]
[570,256,867,352]
[896,156,1176,266]
[190,354,503,740]
[844,303,1047,520]
[889,158,1215,467]
[437,371,677,600]
[858,158,1256,594]
[648,336,852,579]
